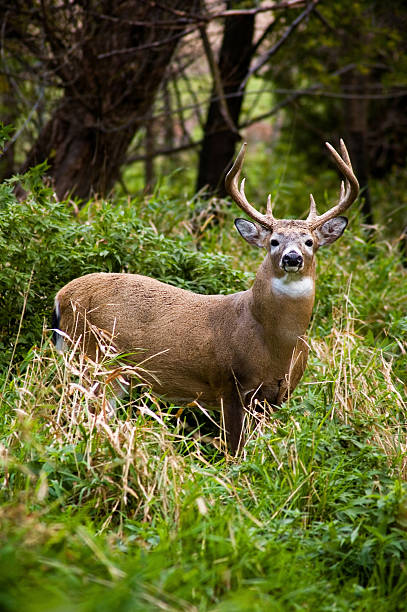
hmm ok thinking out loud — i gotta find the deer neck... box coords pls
[249,255,315,349]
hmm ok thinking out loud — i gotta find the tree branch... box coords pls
[208,0,308,19]
[125,139,202,164]
[97,26,197,59]
[239,65,359,129]
[240,0,319,90]
[199,23,239,136]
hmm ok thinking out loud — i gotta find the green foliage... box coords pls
[1,370,407,611]
[0,123,14,151]
[0,165,248,372]
[1,129,407,611]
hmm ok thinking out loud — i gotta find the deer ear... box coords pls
[315,216,348,247]
[234,218,270,248]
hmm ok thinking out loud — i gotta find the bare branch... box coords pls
[199,24,239,136]
[240,0,319,90]
[170,66,193,145]
[125,139,202,164]
[251,14,283,56]
[91,0,313,62]
[209,0,308,19]
[89,0,307,28]
[239,65,358,129]
[98,26,197,59]
[175,57,205,128]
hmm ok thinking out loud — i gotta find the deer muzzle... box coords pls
[282,250,304,272]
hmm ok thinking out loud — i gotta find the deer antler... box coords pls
[225,142,275,229]
[306,139,359,229]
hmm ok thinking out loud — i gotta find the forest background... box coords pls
[0,1,407,610]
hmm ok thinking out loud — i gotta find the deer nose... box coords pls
[282,251,303,268]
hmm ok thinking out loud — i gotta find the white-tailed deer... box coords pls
[53,140,358,453]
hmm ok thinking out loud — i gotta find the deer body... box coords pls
[53,140,358,453]
[55,257,312,403]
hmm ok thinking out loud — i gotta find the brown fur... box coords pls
[54,215,350,454]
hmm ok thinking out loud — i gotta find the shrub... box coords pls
[0,167,248,373]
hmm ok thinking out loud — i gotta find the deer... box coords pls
[52,139,359,454]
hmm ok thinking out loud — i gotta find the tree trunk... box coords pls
[18,1,198,201]
[196,2,255,196]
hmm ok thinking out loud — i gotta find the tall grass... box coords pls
[1,151,407,610]
[1,256,406,611]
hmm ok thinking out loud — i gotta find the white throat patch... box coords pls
[271,275,314,299]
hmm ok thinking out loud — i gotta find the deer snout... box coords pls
[282,250,303,272]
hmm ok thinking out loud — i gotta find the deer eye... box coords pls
[305,239,313,247]
[270,239,279,247]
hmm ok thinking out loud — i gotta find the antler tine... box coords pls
[306,194,318,221]
[340,138,351,166]
[266,194,275,217]
[225,143,274,229]
[240,177,248,201]
[307,139,359,230]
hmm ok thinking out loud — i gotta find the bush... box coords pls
[0,166,248,373]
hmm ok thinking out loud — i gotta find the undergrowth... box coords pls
[0,167,249,372]
[1,333,406,611]
[0,154,407,610]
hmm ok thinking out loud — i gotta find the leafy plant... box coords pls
[0,166,248,373]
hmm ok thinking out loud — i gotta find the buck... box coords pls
[53,140,358,453]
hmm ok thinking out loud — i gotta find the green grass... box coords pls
[1,150,407,610]
[1,345,407,611]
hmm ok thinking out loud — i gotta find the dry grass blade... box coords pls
[311,305,407,476]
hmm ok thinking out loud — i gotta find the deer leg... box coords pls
[222,389,245,455]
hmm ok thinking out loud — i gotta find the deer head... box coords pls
[225,140,359,279]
